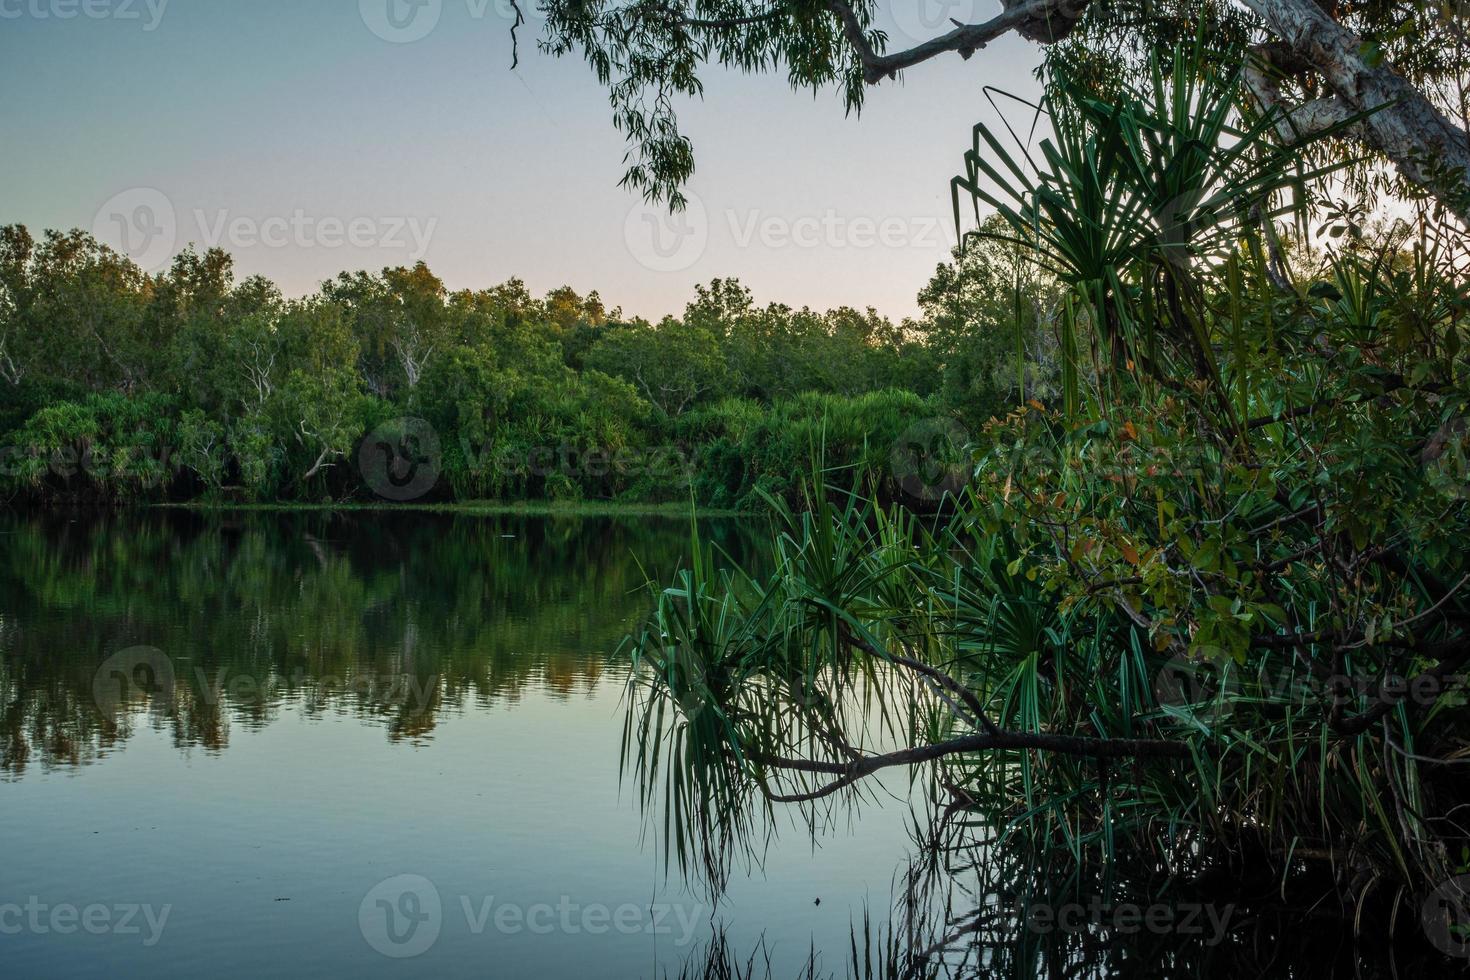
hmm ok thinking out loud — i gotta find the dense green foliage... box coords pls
[0,230,1054,508]
[622,41,1470,971]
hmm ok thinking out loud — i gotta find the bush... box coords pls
[4,392,181,500]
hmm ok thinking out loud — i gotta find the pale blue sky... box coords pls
[0,0,1043,319]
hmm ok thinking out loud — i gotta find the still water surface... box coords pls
[0,510,915,978]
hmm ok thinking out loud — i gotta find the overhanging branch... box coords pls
[819,0,1469,219]
[755,729,1191,803]
[823,0,1086,84]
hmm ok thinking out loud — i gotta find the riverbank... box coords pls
[150,499,749,519]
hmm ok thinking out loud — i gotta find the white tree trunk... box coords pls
[393,321,433,390]
[829,0,1470,219]
[1239,0,1470,222]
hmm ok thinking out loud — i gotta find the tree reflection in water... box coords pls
[0,508,758,776]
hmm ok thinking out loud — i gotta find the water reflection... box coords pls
[673,822,1460,979]
[0,508,758,777]
[2,510,1457,978]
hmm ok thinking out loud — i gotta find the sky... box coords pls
[0,0,1044,321]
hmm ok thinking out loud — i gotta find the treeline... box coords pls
[0,222,1050,507]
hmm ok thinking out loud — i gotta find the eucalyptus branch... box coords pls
[823,0,1083,84]
[509,0,525,69]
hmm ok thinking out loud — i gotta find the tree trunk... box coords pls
[832,0,1470,220]
[1240,0,1470,223]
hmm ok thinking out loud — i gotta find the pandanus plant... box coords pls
[950,38,1360,424]
[622,37,1470,972]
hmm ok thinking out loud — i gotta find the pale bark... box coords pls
[242,336,277,412]
[1239,0,1470,223]
[391,321,433,390]
[297,420,344,482]
[0,335,20,386]
[825,0,1087,83]
[0,286,18,385]
[823,0,1470,220]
